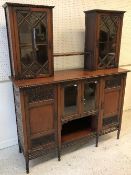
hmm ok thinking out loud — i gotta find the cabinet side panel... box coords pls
[4,7,18,77]
[14,86,25,152]
[84,13,97,70]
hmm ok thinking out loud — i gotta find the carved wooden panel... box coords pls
[31,134,55,148]
[105,76,121,88]
[103,115,118,126]
[27,85,54,103]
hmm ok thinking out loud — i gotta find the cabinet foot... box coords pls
[58,156,61,161]
[96,133,99,147]
[25,156,29,174]
[117,129,120,139]
[18,144,22,153]
[58,150,61,161]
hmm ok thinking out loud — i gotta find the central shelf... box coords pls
[61,116,96,144]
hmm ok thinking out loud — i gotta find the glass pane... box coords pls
[83,82,96,112]
[98,15,119,68]
[64,84,78,116]
[16,10,49,77]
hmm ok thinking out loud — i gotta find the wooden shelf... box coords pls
[62,128,92,143]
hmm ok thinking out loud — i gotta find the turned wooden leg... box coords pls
[96,133,99,147]
[25,156,29,174]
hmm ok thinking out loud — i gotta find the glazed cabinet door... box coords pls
[84,10,125,70]
[60,81,81,123]
[97,13,123,69]
[81,79,99,116]
[12,6,53,78]
[100,75,125,130]
[25,85,57,150]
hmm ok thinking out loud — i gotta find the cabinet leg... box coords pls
[58,146,61,161]
[96,133,99,147]
[18,140,22,153]
[25,156,29,174]
[19,144,22,153]
[117,129,120,139]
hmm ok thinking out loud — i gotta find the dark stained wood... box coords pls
[12,68,129,88]
[84,9,126,14]
[3,2,54,9]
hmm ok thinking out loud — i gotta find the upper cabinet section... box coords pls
[3,3,54,79]
[84,9,125,70]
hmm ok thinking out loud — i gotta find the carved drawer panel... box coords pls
[103,115,119,127]
[105,75,121,89]
[27,85,55,103]
[31,133,55,148]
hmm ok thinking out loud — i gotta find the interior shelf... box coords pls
[61,116,95,143]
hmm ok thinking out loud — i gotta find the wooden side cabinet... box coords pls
[84,10,125,70]
[98,74,127,138]
[12,68,128,173]
[3,2,128,173]
[3,3,54,79]
[14,84,58,173]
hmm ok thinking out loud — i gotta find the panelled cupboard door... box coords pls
[25,85,57,149]
[101,75,123,128]
[5,4,54,79]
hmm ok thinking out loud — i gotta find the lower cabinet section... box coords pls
[14,70,127,173]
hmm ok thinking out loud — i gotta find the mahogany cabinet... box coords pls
[3,3,54,79]
[3,2,128,174]
[12,68,128,173]
[84,10,125,70]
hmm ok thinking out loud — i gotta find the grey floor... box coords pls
[0,110,131,175]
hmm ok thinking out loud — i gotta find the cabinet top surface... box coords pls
[84,9,126,14]
[3,2,55,9]
[12,68,129,88]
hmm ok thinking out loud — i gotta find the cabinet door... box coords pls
[101,75,122,128]
[97,13,122,69]
[25,85,57,149]
[60,81,81,122]
[14,6,53,78]
[81,79,99,116]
